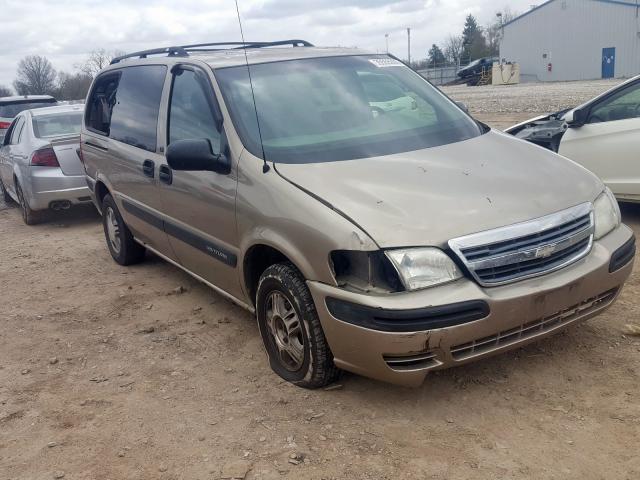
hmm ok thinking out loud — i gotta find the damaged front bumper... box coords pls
[307,225,634,387]
[505,111,570,152]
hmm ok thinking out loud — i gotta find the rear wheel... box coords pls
[256,262,340,388]
[16,182,43,225]
[101,194,145,265]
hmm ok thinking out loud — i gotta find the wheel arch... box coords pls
[94,179,110,214]
[242,242,310,307]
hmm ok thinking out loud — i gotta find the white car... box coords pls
[506,75,640,203]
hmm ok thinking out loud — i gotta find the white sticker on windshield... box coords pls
[369,58,403,68]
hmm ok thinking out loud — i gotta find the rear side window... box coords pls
[10,117,25,145]
[110,66,167,152]
[86,72,121,135]
[86,65,166,152]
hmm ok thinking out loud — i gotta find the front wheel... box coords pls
[256,262,340,388]
[101,194,145,265]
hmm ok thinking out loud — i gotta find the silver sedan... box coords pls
[0,104,92,224]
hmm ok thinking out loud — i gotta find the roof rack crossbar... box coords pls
[233,40,313,49]
[110,46,188,64]
[110,40,314,64]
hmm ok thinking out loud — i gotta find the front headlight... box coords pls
[594,187,621,240]
[385,248,463,291]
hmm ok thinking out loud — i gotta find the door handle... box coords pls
[159,164,173,185]
[142,159,155,178]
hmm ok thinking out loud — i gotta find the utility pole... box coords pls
[385,33,389,53]
[407,27,411,65]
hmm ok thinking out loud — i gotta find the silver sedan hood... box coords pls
[274,130,603,248]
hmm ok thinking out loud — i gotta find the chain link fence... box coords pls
[416,62,470,86]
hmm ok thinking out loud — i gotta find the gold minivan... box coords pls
[81,41,635,388]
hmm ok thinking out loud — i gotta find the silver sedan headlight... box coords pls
[594,187,621,240]
[385,248,463,291]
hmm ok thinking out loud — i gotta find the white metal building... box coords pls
[500,0,640,82]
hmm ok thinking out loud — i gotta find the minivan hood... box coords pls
[274,130,603,248]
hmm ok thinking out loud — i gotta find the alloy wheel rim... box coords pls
[265,291,304,371]
[105,207,121,254]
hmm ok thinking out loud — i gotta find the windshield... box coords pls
[0,99,57,118]
[32,111,83,138]
[215,55,482,163]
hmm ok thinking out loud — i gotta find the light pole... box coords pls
[407,27,411,65]
[496,12,503,62]
[385,33,389,53]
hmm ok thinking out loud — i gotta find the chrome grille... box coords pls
[449,203,594,287]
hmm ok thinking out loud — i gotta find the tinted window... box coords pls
[109,65,166,152]
[589,81,640,123]
[33,112,83,138]
[168,69,220,152]
[215,55,481,163]
[86,72,121,135]
[0,99,57,118]
[11,117,25,145]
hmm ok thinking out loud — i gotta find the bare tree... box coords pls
[13,55,57,95]
[78,49,126,77]
[444,35,464,66]
[0,85,12,97]
[54,72,93,101]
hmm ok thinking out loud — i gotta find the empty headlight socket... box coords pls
[330,250,403,293]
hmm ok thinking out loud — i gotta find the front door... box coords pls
[157,65,241,298]
[602,47,615,79]
[560,79,640,200]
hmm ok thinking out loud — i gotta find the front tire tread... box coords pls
[257,262,340,389]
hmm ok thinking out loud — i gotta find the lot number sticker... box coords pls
[369,58,403,68]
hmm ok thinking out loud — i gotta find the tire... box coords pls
[101,194,145,266]
[16,182,43,225]
[256,262,340,388]
[0,178,14,204]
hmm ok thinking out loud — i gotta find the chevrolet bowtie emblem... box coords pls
[535,244,557,259]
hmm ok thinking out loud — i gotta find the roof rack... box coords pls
[110,40,314,64]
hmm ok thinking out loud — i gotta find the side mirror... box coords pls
[166,139,230,174]
[456,101,469,114]
[566,108,587,127]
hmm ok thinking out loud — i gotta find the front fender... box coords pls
[236,152,378,298]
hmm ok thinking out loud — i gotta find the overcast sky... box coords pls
[0,0,537,89]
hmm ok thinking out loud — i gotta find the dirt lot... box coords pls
[2,80,640,480]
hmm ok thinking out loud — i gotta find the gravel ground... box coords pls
[1,80,640,480]
[441,79,622,130]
